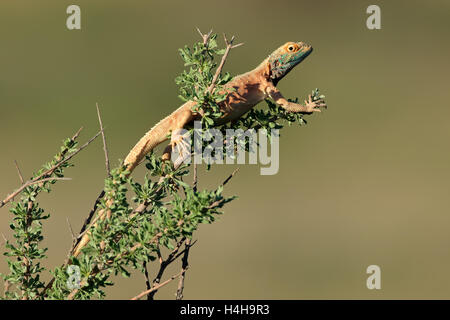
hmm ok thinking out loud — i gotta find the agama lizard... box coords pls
[123,40,326,172]
[72,41,326,257]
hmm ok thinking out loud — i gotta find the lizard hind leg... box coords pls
[162,128,192,167]
[161,105,196,166]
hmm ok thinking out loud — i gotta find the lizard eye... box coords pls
[288,45,295,52]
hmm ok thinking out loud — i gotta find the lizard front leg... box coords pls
[266,85,326,114]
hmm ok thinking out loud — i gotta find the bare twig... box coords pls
[131,269,186,300]
[207,34,243,95]
[196,27,213,46]
[0,128,100,209]
[143,261,152,300]
[14,160,24,185]
[2,176,72,206]
[148,237,187,300]
[0,233,7,247]
[72,127,84,141]
[176,239,192,300]
[96,103,110,176]
[75,213,103,243]
[193,163,198,192]
[66,217,76,242]
[76,190,105,241]
[222,167,239,187]
[66,282,83,300]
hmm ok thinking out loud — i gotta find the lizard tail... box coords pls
[123,102,195,173]
[123,122,169,173]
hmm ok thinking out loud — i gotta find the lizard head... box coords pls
[268,41,313,85]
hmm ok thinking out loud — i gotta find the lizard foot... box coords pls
[304,94,327,113]
[170,130,192,166]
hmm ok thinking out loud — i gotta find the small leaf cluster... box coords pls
[176,33,232,128]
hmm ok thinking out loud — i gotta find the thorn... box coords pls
[14,160,24,185]
[96,103,111,176]
[196,27,203,38]
[66,217,76,241]
[72,126,84,141]
[232,42,244,49]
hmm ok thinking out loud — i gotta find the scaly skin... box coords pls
[73,41,326,257]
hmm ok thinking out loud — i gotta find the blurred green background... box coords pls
[1,0,450,299]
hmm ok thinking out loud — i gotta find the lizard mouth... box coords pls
[298,42,313,56]
[293,43,313,65]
